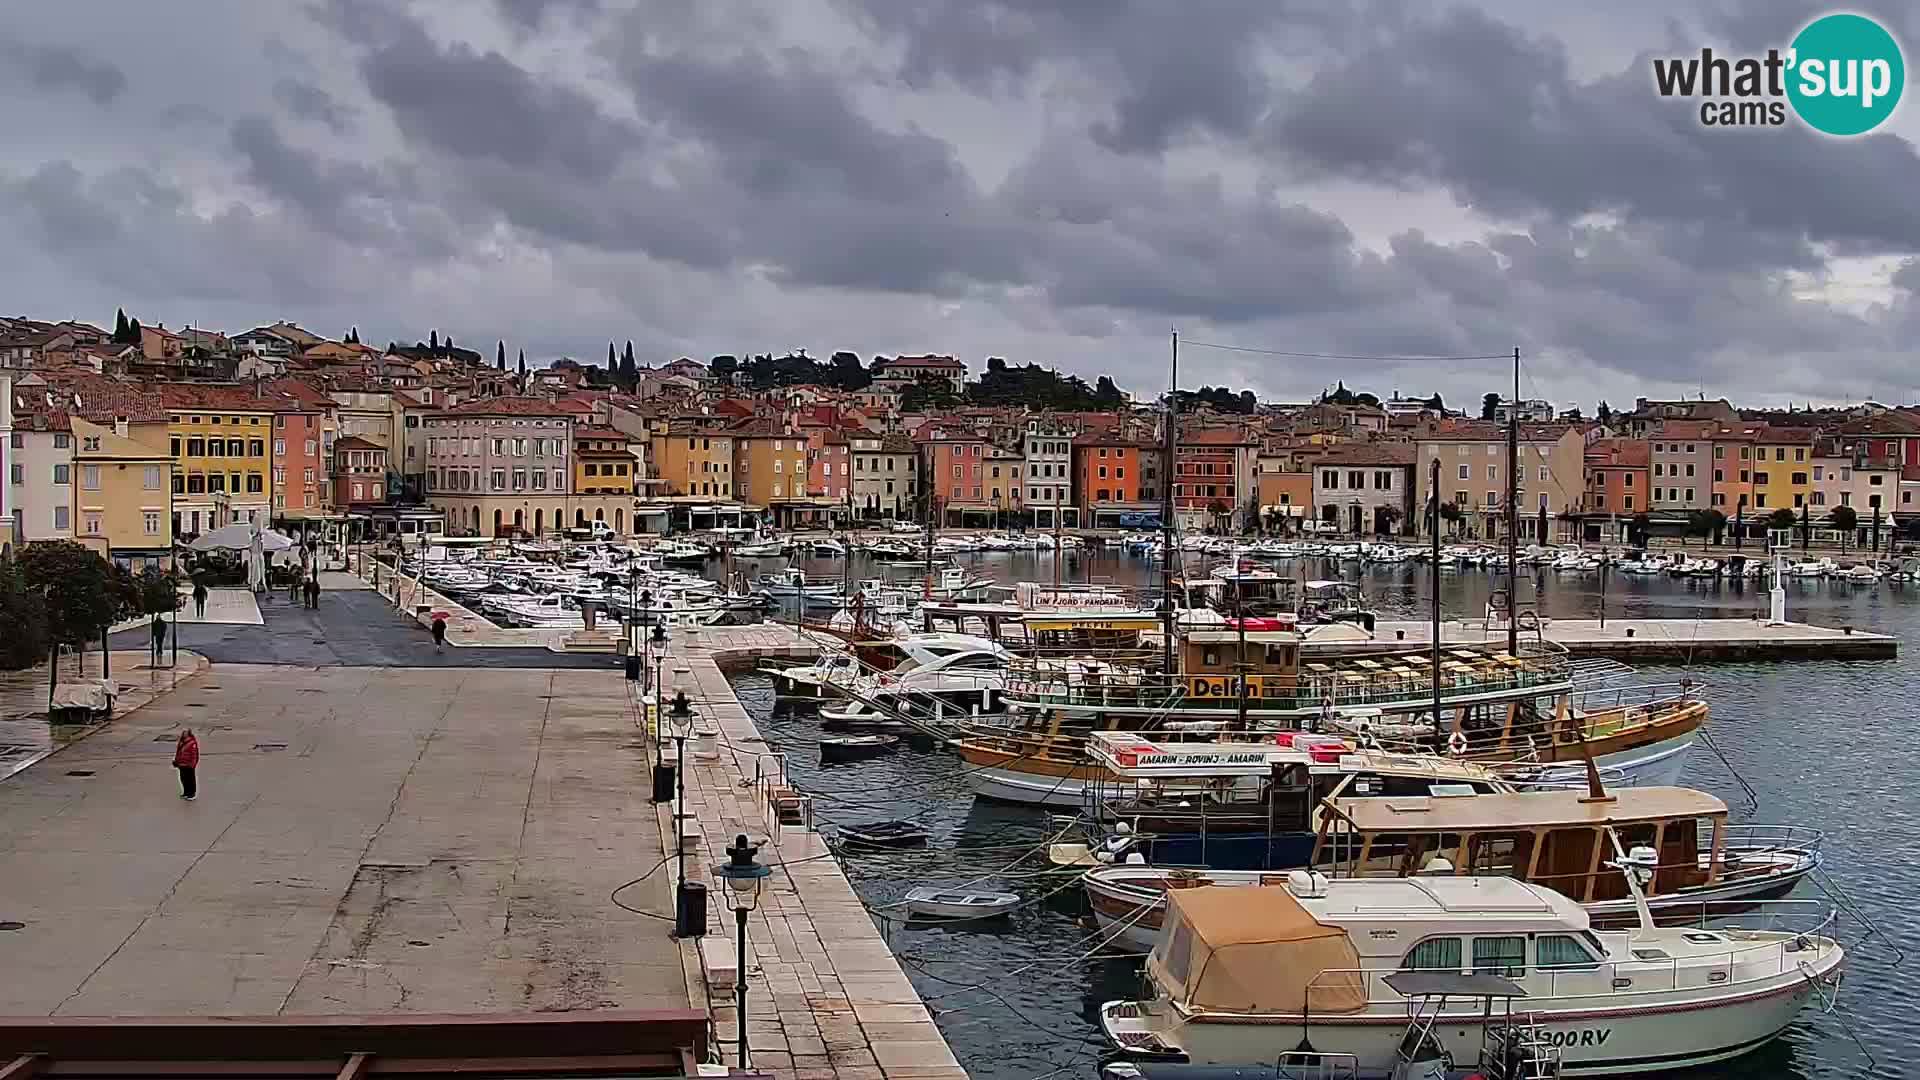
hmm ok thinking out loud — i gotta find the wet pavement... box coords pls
[110,589,618,669]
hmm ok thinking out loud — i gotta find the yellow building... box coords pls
[574,424,636,495]
[1751,425,1817,514]
[159,385,274,534]
[71,416,174,567]
[652,427,735,498]
[730,427,810,507]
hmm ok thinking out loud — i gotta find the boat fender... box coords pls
[1448,730,1469,756]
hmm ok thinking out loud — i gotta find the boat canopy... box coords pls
[1149,885,1366,1015]
[1322,785,1727,834]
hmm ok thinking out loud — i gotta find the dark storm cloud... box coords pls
[358,22,639,182]
[1267,7,1920,257]
[0,39,127,105]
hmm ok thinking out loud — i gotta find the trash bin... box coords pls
[625,654,643,681]
[675,880,708,938]
[651,761,676,803]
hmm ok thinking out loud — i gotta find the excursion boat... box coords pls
[1084,783,1820,952]
[1098,871,1845,1075]
[953,616,1705,807]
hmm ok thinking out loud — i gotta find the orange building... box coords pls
[1074,430,1158,528]
[1583,439,1650,528]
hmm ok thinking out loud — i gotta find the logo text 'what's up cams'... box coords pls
[1652,12,1904,136]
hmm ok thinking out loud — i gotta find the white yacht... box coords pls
[1100,872,1843,1076]
[820,632,1012,720]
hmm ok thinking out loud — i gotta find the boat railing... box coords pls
[1001,658,1574,713]
[1286,902,1840,1015]
[1713,823,1825,856]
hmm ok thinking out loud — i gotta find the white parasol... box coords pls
[190,523,296,553]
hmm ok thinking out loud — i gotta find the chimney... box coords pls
[114,416,129,438]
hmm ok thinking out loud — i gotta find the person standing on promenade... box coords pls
[191,581,208,619]
[173,728,199,800]
[305,576,320,609]
[150,614,168,665]
[431,612,448,651]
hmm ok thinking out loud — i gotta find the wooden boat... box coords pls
[902,887,1022,920]
[1084,785,1821,951]
[819,734,898,763]
[956,614,1706,806]
[839,819,929,847]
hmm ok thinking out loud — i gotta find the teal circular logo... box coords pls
[1787,13,1904,136]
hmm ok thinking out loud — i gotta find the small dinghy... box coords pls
[819,734,899,763]
[839,819,930,848]
[903,887,1021,920]
[819,714,909,734]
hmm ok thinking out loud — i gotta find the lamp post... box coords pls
[668,686,696,935]
[712,833,770,1070]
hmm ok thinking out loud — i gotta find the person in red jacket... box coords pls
[173,728,199,800]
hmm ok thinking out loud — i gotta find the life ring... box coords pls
[1448,730,1470,756]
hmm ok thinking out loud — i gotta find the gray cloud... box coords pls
[0,0,1914,409]
[1,39,127,105]
[273,77,357,133]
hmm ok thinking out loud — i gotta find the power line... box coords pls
[1180,338,1513,363]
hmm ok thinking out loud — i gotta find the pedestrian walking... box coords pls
[191,581,208,619]
[289,568,302,604]
[431,613,447,652]
[305,576,320,609]
[150,615,168,665]
[173,728,199,800]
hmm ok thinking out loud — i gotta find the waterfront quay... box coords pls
[1362,616,1896,661]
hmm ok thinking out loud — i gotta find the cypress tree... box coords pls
[429,329,438,351]
[113,308,129,342]
[517,349,527,377]
[497,340,506,370]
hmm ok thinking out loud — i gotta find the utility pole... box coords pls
[1429,458,1443,740]
[1161,329,1179,675]
[1506,347,1519,656]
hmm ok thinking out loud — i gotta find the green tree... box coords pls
[429,329,438,350]
[1207,498,1232,534]
[1831,504,1857,550]
[112,308,130,343]
[127,317,143,344]
[1438,501,1464,536]
[1377,504,1404,536]
[1481,393,1500,420]
[496,340,506,370]
[710,355,739,382]
[901,376,962,412]
[131,566,180,650]
[17,541,131,707]
[0,555,48,671]
[621,342,638,389]
[1424,392,1444,412]
[1596,400,1613,423]
[1767,507,1797,532]
[517,349,527,378]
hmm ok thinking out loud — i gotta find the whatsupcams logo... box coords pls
[1653,12,1904,135]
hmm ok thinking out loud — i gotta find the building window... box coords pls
[250,440,265,457]
[52,464,70,485]
[53,505,69,531]
[491,468,506,490]
[247,474,263,493]
[81,465,100,490]
[52,433,70,449]
[145,511,161,535]
[1623,473,1633,487]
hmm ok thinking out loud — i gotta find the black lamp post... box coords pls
[711,834,771,1070]
[668,686,696,937]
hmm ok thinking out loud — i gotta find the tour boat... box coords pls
[953,615,1705,807]
[1083,784,1820,952]
[1098,871,1844,1075]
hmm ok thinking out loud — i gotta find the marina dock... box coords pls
[1361,617,1896,661]
[658,624,966,1080]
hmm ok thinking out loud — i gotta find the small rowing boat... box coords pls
[902,887,1021,920]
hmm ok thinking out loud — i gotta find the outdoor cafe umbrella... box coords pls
[189,523,296,553]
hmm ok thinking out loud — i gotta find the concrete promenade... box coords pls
[654,624,967,1080]
[0,660,686,1018]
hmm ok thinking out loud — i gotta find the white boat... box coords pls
[1836,561,1882,583]
[654,539,711,565]
[808,537,848,557]
[1668,556,1721,578]
[1787,558,1834,579]
[822,632,1011,721]
[733,539,789,558]
[756,567,843,601]
[1099,871,1844,1076]
[901,887,1022,920]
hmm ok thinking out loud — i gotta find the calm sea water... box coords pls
[726,548,1917,1080]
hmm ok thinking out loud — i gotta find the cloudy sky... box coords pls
[5,0,1920,410]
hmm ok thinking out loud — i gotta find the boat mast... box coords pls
[922,452,938,631]
[1506,346,1520,657]
[1430,457,1442,740]
[1161,329,1179,675]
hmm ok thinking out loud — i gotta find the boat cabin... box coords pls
[1177,568,1300,616]
[1311,787,1730,904]
[1023,613,1162,660]
[1179,627,1301,700]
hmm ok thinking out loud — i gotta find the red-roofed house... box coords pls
[423,397,637,537]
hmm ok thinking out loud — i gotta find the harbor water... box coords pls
[725,546,1917,1080]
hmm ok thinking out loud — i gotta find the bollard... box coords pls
[1395,629,1405,640]
[1625,627,1635,638]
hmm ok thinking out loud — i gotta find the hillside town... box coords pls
[4,311,1918,566]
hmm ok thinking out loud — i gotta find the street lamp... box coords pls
[712,834,771,1070]
[667,685,697,938]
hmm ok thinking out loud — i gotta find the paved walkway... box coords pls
[111,586,263,634]
[109,590,615,669]
[659,625,967,1080]
[0,649,209,780]
[0,662,685,1017]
